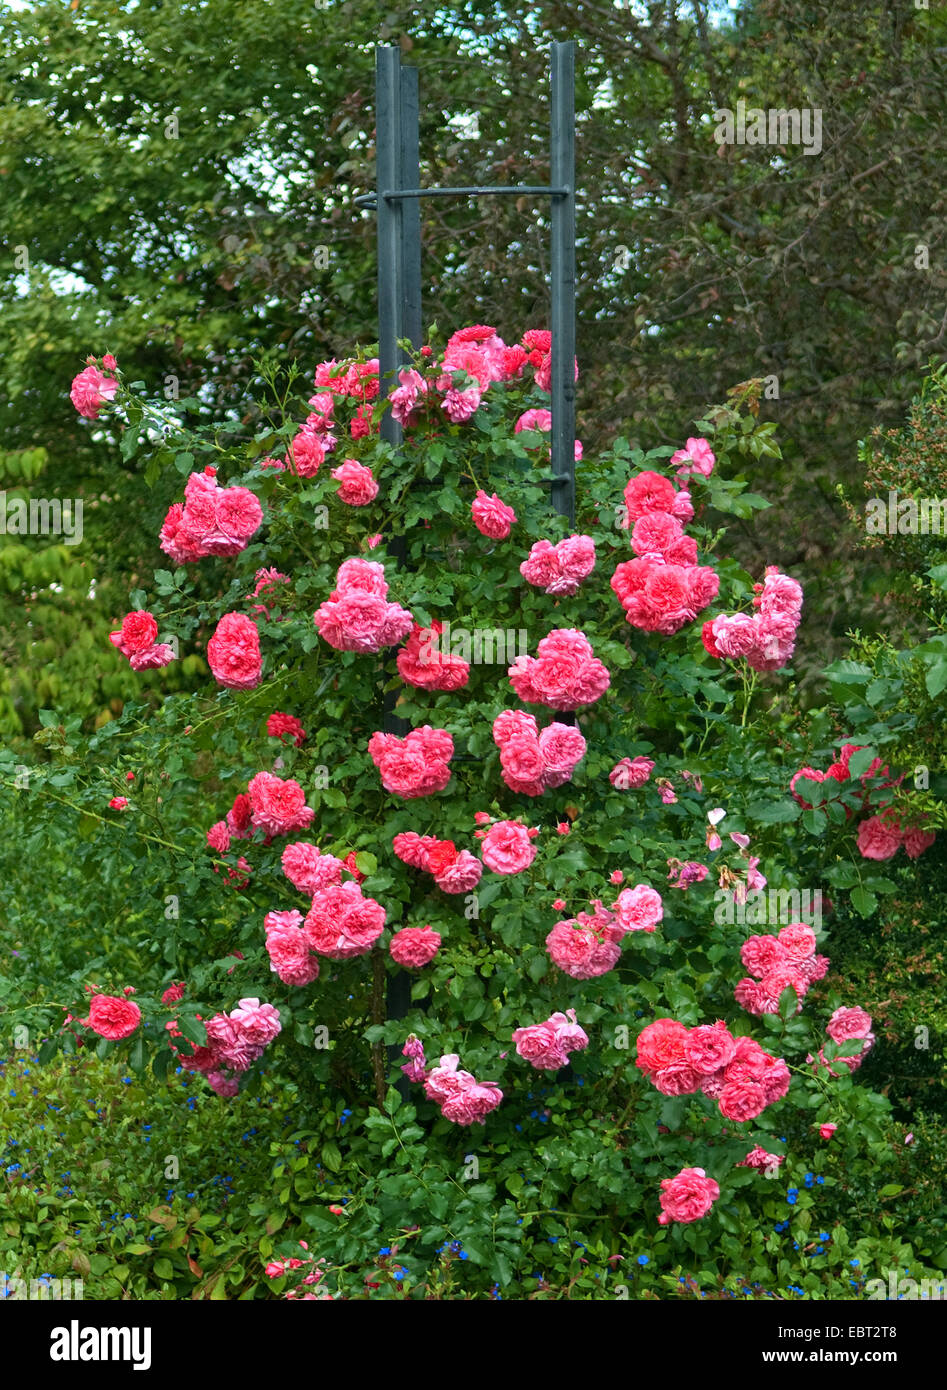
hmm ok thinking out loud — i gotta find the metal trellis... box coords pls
[356,42,578,1068]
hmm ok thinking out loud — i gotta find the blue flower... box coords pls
[378,1246,391,1256]
[637,1255,649,1266]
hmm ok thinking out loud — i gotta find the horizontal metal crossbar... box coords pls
[354,184,568,208]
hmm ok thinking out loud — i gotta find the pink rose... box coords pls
[718,1078,768,1122]
[84,993,141,1040]
[287,429,326,477]
[622,471,678,524]
[738,1146,784,1171]
[109,611,177,671]
[207,612,263,690]
[281,842,344,895]
[471,490,516,539]
[367,725,453,799]
[206,821,230,852]
[267,712,307,746]
[777,923,817,963]
[537,722,587,775]
[684,1021,736,1074]
[442,385,482,423]
[657,1167,720,1225]
[513,1009,588,1070]
[515,408,552,434]
[670,436,715,480]
[247,771,315,837]
[422,1054,502,1125]
[902,824,936,859]
[826,1006,873,1043]
[304,881,386,960]
[332,458,379,505]
[740,934,789,979]
[609,756,654,789]
[398,622,470,692]
[651,1062,702,1096]
[389,925,442,969]
[481,820,536,874]
[635,1018,689,1075]
[611,884,663,935]
[70,363,118,419]
[546,920,620,979]
[392,832,440,870]
[857,815,903,861]
[508,628,610,711]
[264,911,320,986]
[521,534,596,595]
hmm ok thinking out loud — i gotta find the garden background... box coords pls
[0,0,945,1302]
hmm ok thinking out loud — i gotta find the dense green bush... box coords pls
[1,341,943,1299]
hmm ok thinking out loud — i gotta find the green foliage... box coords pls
[3,0,947,717]
[2,347,944,1299]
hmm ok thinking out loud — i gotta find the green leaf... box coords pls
[846,747,878,779]
[528,953,548,982]
[924,658,947,698]
[120,428,140,462]
[778,986,799,1021]
[822,660,872,685]
[850,886,878,918]
[151,1048,172,1082]
[176,1014,208,1047]
[746,799,800,824]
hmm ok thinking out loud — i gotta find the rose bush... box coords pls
[0,332,943,1298]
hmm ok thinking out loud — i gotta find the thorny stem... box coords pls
[370,948,388,1109]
